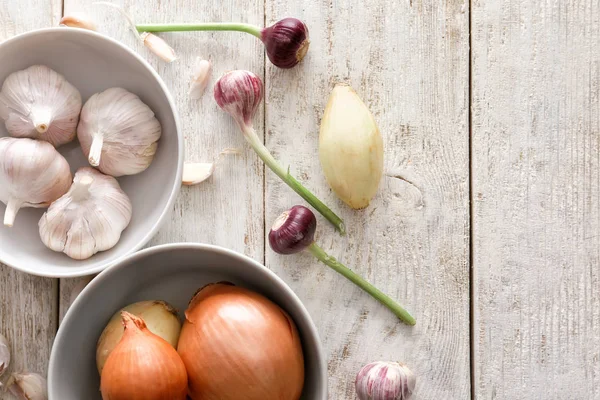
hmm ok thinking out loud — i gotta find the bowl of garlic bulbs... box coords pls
[0,28,183,277]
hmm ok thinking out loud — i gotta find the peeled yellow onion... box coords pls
[177,282,305,400]
[96,300,181,374]
[319,84,384,209]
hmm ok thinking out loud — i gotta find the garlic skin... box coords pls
[38,167,132,260]
[355,361,416,400]
[60,12,97,30]
[319,84,383,209]
[0,65,82,147]
[0,333,10,379]
[77,87,161,177]
[189,57,212,99]
[0,137,72,227]
[6,372,48,400]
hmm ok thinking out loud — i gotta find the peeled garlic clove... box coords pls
[189,57,212,99]
[0,65,82,147]
[60,12,97,30]
[6,372,48,400]
[140,32,177,63]
[38,167,132,260]
[355,361,416,400]
[182,162,215,185]
[0,333,10,378]
[319,84,384,209]
[0,137,72,227]
[77,87,161,177]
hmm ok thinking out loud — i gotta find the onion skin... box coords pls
[319,84,384,209]
[261,18,310,69]
[177,283,305,400]
[100,312,188,400]
[269,205,316,254]
[96,300,181,374]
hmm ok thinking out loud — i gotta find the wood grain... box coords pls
[472,0,600,398]
[265,0,471,398]
[59,0,265,317]
[0,0,61,384]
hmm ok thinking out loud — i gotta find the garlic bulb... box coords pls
[6,372,48,400]
[0,333,10,378]
[77,87,161,177]
[0,65,82,147]
[319,84,384,209]
[38,167,132,260]
[355,361,416,400]
[0,137,72,227]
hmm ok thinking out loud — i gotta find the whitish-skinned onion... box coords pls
[177,282,304,400]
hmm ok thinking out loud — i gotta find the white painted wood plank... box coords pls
[472,0,600,398]
[59,0,265,314]
[0,0,61,382]
[265,0,471,398]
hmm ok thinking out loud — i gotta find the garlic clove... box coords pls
[0,65,82,147]
[189,57,212,99]
[38,167,132,260]
[355,361,416,400]
[182,163,215,185]
[0,137,72,227]
[140,32,177,63]
[60,12,97,31]
[0,334,10,379]
[319,83,384,209]
[6,372,48,400]
[77,87,162,177]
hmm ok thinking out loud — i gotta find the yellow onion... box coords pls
[96,300,181,374]
[100,311,188,400]
[319,83,384,209]
[177,282,305,400]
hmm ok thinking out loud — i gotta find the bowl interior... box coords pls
[49,244,326,399]
[0,29,181,277]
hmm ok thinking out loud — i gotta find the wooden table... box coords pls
[1,1,598,399]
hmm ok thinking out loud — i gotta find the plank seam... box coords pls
[468,0,475,399]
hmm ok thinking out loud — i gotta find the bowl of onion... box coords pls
[48,243,327,399]
[0,28,182,277]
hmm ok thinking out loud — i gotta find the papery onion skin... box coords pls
[177,282,305,400]
[96,300,181,374]
[100,312,187,400]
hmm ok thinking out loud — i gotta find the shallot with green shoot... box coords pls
[269,205,415,325]
[214,70,345,234]
[136,18,309,68]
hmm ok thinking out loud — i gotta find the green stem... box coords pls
[243,126,346,235]
[308,243,416,326]
[135,22,263,39]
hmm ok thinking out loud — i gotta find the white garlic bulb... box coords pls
[0,137,72,227]
[77,87,161,177]
[0,65,82,147]
[39,167,132,260]
[6,372,48,400]
[0,333,10,378]
[355,361,416,400]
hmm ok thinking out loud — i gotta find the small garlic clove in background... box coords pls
[182,163,215,185]
[355,361,416,400]
[0,333,10,379]
[6,372,47,400]
[319,83,384,209]
[59,12,97,30]
[77,87,162,177]
[0,137,72,227]
[189,57,212,99]
[0,65,82,147]
[140,32,177,63]
[38,167,132,260]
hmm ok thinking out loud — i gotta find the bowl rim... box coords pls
[48,242,328,399]
[0,27,184,278]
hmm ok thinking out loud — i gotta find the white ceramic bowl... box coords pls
[49,243,327,399]
[0,28,182,277]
